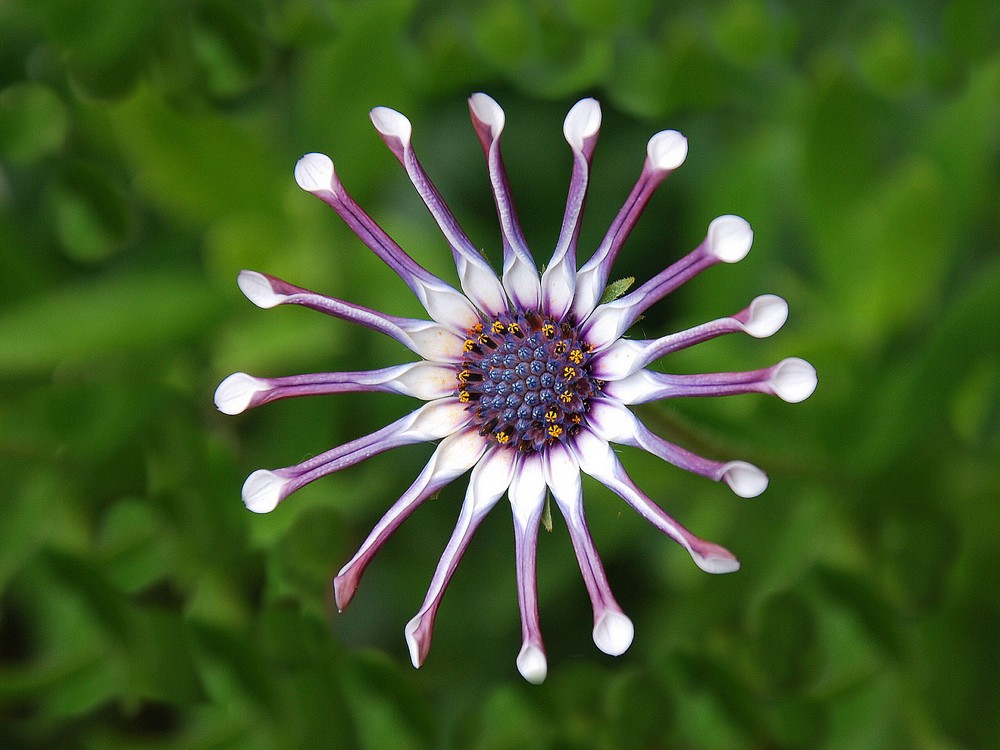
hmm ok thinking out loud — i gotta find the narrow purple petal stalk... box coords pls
[405,448,518,667]
[294,153,479,331]
[544,442,634,656]
[591,295,789,380]
[583,215,754,348]
[571,129,688,321]
[604,357,819,404]
[468,94,541,311]
[586,399,769,498]
[218,94,815,682]
[541,98,601,321]
[572,430,740,574]
[241,398,471,513]
[215,362,457,415]
[508,453,548,683]
[237,270,466,362]
[370,106,508,318]
[334,427,488,610]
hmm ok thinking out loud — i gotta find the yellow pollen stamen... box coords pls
[563,366,576,379]
[542,323,555,338]
[472,322,483,334]
[569,349,584,364]
[491,321,506,334]
[458,369,470,382]
[547,424,563,438]
[478,333,491,345]
[554,341,567,355]
[570,414,582,424]
[559,392,573,404]
[495,430,510,445]
[545,409,558,422]
[508,322,520,335]
[463,340,475,352]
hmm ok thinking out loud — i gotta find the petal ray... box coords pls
[405,447,518,668]
[295,152,479,331]
[543,442,633,656]
[334,427,489,610]
[572,430,741,574]
[237,270,466,362]
[370,106,508,317]
[468,94,541,311]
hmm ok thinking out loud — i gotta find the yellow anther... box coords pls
[472,322,483,334]
[495,430,510,445]
[478,333,491,345]
[463,340,476,352]
[508,322,520,335]
[570,414,582,424]
[559,392,573,404]
[542,322,555,338]
[458,390,470,403]
[568,349,584,364]
[491,321,506,334]
[563,366,576,379]
[545,409,558,422]
[458,369,470,382]
[554,341,568,355]
[547,424,563,438]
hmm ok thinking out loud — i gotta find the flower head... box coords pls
[215,94,816,683]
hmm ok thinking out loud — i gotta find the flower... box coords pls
[215,94,817,684]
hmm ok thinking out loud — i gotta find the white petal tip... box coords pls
[647,129,688,171]
[742,295,788,338]
[237,270,285,309]
[770,358,818,403]
[707,215,753,263]
[720,461,768,498]
[403,615,424,669]
[563,98,601,150]
[241,469,286,513]
[294,152,336,193]
[593,611,634,656]
[370,106,412,143]
[214,372,266,415]
[468,92,504,132]
[693,552,742,575]
[516,644,548,684]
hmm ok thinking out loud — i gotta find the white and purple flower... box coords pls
[215,94,816,684]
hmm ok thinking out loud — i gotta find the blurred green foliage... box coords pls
[2,0,998,748]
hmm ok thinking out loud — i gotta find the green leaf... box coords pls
[598,276,635,305]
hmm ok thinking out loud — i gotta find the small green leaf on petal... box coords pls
[599,276,635,304]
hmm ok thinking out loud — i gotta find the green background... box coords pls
[2,1,998,748]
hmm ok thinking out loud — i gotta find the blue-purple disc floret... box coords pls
[459,311,601,453]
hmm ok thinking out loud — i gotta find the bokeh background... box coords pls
[2,1,998,748]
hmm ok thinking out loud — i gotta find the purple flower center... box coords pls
[458,310,601,452]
